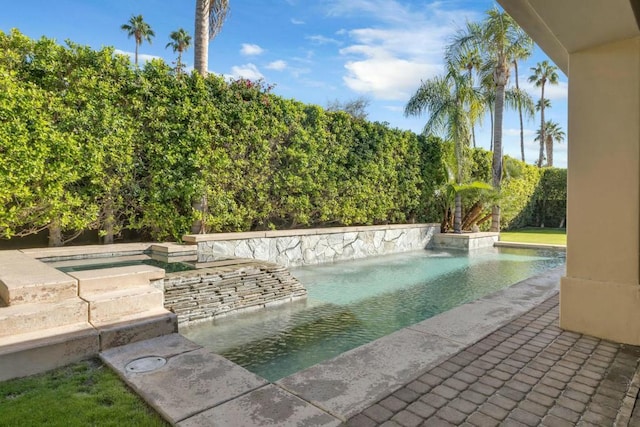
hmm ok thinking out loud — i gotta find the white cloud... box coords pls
[326,0,416,25]
[342,45,439,100]
[307,35,342,46]
[266,60,288,71]
[230,63,265,80]
[240,43,265,56]
[114,49,162,64]
[291,18,305,25]
[327,1,481,101]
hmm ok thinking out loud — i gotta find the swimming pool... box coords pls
[180,247,565,381]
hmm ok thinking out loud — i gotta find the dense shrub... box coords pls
[507,167,567,229]
[0,30,565,245]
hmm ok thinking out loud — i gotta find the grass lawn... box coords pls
[0,358,168,427]
[500,227,566,246]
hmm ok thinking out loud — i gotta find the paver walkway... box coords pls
[348,294,640,427]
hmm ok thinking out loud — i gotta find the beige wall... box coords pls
[560,36,640,344]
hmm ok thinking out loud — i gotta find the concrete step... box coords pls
[92,308,178,350]
[82,287,164,324]
[68,265,165,297]
[0,298,88,338]
[0,322,99,381]
[0,251,78,305]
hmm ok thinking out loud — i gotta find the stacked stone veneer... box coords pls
[162,261,306,324]
[184,224,439,267]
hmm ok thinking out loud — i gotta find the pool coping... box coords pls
[495,241,567,251]
[100,264,565,426]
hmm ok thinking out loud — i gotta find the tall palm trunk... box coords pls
[545,135,554,167]
[194,0,209,76]
[491,66,508,232]
[192,0,210,233]
[489,105,494,152]
[514,60,525,162]
[454,194,462,234]
[471,126,476,148]
[538,83,546,167]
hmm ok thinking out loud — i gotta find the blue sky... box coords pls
[1,0,568,167]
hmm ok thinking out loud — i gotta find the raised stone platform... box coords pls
[0,247,183,380]
[431,232,500,251]
[184,224,439,267]
[0,251,78,305]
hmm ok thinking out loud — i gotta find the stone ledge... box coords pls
[495,241,566,250]
[183,223,439,243]
[431,232,499,251]
[0,323,99,381]
[0,251,78,305]
[94,309,177,351]
[69,265,166,296]
[20,243,153,261]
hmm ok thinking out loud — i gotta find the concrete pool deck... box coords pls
[97,264,640,426]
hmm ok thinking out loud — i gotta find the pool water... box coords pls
[180,247,565,381]
[55,258,195,273]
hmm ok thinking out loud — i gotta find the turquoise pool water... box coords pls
[180,247,565,381]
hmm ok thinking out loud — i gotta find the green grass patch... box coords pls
[0,358,168,427]
[500,227,566,246]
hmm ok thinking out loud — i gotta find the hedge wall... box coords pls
[0,30,565,245]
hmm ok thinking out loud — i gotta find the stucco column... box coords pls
[560,36,640,344]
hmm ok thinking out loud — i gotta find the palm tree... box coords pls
[121,15,155,66]
[192,1,229,233]
[405,65,479,233]
[194,0,229,76]
[446,23,484,149]
[476,63,534,153]
[529,60,559,167]
[448,8,533,232]
[535,120,565,167]
[512,44,533,161]
[513,57,531,162]
[166,28,192,75]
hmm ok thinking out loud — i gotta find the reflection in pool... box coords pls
[181,247,565,381]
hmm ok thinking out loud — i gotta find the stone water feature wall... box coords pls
[162,260,306,324]
[184,224,440,267]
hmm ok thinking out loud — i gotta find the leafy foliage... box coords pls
[0,31,565,245]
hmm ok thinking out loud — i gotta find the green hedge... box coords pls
[507,167,567,229]
[0,30,565,245]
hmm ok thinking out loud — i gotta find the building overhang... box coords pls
[496,0,640,74]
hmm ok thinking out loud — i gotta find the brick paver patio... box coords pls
[348,294,640,427]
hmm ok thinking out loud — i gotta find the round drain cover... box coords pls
[125,356,166,373]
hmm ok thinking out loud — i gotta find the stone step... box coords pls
[68,265,165,297]
[82,287,164,324]
[92,308,178,350]
[0,250,78,306]
[0,298,88,338]
[0,322,98,381]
